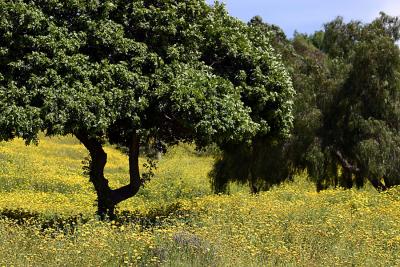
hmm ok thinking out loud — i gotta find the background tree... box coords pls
[0,0,294,217]
[211,13,400,193]
[319,14,400,190]
[209,16,296,193]
[210,16,341,193]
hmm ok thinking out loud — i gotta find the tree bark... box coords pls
[368,178,388,192]
[249,141,260,194]
[339,170,353,189]
[249,178,260,194]
[335,150,360,173]
[382,176,396,189]
[334,150,388,191]
[75,131,142,219]
[335,150,358,189]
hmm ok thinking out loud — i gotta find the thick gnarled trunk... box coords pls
[76,132,142,219]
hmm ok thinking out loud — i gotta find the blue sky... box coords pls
[206,0,400,37]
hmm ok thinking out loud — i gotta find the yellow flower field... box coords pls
[0,136,399,266]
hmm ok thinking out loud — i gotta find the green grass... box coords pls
[0,136,400,266]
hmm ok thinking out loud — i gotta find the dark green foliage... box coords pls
[319,16,400,190]
[210,17,296,193]
[0,0,293,147]
[0,0,294,214]
[211,13,400,193]
[211,17,334,193]
[320,17,362,59]
[289,14,400,191]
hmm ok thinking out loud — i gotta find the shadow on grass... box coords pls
[0,202,196,233]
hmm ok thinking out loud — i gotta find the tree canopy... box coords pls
[0,0,294,217]
[210,13,400,193]
[318,13,400,190]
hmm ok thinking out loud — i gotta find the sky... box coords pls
[205,0,400,37]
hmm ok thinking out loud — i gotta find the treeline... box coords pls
[211,13,400,193]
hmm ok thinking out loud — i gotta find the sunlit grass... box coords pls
[0,136,215,215]
[0,136,399,266]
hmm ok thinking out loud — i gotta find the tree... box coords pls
[286,14,400,191]
[209,16,296,193]
[210,16,341,193]
[0,0,294,217]
[320,16,400,190]
[211,13,400,193]
[320,17,362,59]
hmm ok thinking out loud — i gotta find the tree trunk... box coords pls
[335,150,360,173]
[354,174,364,189]
[76,131,142,219]
[382,176,397,189]
[368,178,387,192]
[249,141,260,194]
[249,179,260,194]
[334,151,390,191]
[339,170,353,189]
[335,150,358,189]
[316,180,327,192]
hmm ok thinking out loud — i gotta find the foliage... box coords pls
[312,13,400,190]
[0,0,294,215]
[210,17,295,193]
[211,13,400,193]
[210,16,339,192]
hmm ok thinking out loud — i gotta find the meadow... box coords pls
[0,136,399,266]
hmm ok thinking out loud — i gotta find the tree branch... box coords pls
[335,150,360,173]
[110,131,142,204]
[75,132,111,196]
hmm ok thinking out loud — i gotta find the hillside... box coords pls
[0,136,400,266]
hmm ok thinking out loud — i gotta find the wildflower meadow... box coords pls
[0,136,399,266]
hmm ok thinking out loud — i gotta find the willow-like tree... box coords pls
[211,13,400,193]
[284,14,400,191]
[319,14,400,190]
[0,0,294,217]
